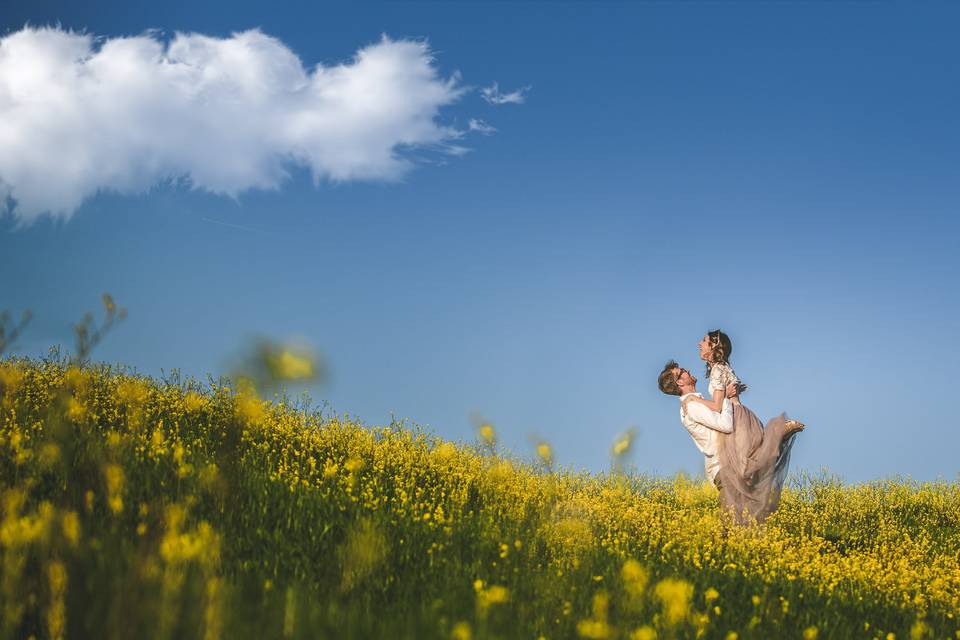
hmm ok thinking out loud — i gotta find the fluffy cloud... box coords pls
[0,27,474,223]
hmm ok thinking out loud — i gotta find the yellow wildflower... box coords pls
[537,441,553,465]
[61,512,80,547]
[46,561,67,640]
[622,559,649,599]
[479,423,496,446]
[631,627,656,640]
[654,578,692,626]
[451,622,472,640]
[183,391,208,413]
[270,348,315,380]
[66,397,87,422]
[103,464,124,515]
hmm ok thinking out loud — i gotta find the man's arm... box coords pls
[685,398,734,433]
[685,382,740,412]
[685,387,726,413]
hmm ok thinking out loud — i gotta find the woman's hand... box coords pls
[725,382,739,398]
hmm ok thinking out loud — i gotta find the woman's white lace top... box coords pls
[708,362,740,395]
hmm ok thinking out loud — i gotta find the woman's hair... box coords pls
[704,329,732,378]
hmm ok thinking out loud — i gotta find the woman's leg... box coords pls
[747,414,802,476]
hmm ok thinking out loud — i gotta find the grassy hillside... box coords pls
[1,356,958,639]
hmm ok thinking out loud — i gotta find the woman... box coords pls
[690,330,804,525]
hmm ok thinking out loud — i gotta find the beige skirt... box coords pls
[715,404,798,525]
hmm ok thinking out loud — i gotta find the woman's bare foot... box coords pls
[784,419,805,435]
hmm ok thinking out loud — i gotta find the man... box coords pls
[658,359,803,524]
[657,360,738,489]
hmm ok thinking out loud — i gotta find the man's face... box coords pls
[672,366,696,387]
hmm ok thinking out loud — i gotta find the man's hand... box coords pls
[725,382,739,398]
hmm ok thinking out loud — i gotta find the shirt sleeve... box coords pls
[685,398,734,433]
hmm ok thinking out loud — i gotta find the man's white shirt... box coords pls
[679,393,734,484]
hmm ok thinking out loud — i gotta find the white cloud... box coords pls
[468,118,497,135]
[0,27,473,223]
[481,82,529,106]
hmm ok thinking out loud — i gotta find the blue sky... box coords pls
[2,1,958,483]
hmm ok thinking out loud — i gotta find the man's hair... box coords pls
[658,360,681,396]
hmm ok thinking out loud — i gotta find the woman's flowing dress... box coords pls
[715,404,798,525]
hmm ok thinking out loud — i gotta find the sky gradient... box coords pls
[2,1,959,483]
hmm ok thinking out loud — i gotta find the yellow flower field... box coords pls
[1,357,958,639]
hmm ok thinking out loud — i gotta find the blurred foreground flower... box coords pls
[611,427,638,472]
[269,349,315,380]
[230,336,325,396]
[576,591,610,639]
[536,441,553,467]
[621,559,649,600]
[469,411,498,453]
[654,577,693,626]
[340,517,387,592]
[474,579,509,618]
[479,424,495,446]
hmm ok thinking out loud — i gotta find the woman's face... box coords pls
[698,335,712,362]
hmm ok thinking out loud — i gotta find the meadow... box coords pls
[1,351,959,639]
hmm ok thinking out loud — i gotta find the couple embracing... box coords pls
[657,330,805,525]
